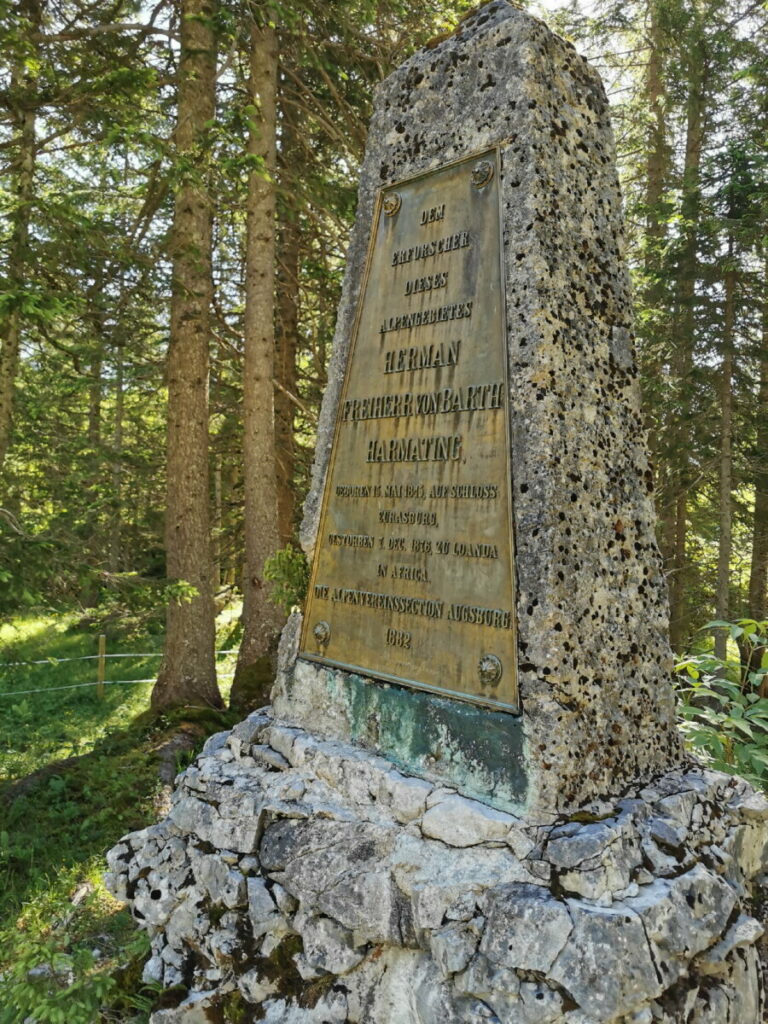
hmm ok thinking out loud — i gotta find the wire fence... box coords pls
[1,650,239,668]
[0,674,237,697]
[0,643,239,698]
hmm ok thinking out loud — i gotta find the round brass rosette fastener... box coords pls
[478,653,502,687]
[383,192,402,216]
[471,160,494,189]
[313,621,331,646]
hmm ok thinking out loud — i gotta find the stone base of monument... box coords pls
[106,707,768,1024]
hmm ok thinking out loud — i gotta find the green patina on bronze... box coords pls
[308,667,527,813]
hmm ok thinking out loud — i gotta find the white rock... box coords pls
[229,711,270,747]
[429,920,480,976]
[142,955,164,984]
[132,876,177,929]
[251,744,290,770]
[272,881,298,915]
[480,884,572,974]
[302,915,365,974]
[257,990,348,1023]
[421,794,515,847]
[193,854,245,907]
[169,795,261,853]
[694,913,764,975]
[247,877,280,938]
[165,891,207,950]
[519,980,564,1023]
[425,787,458,809]
[507,827,536,859]
[201,730,229,756]
[454,952,521,1019]
[379,771,433,823]
[265,724,300,761]
[149,989,220,1024]
[627,864,737,973]
[259,922,292,956]
[551,900,661,1018]
[654,791,696,831]
[238,967,279,1002]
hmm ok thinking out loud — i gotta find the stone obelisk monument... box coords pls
[276,0,684,818]
[107,6,768,1021]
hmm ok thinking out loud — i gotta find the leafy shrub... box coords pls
[71,575,201,642]
[263,546,310,613]
[676,618,768,789]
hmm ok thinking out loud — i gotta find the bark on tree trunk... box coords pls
[714,248,736,661]
[275,219,299,547]
[644,5,668,232]
[88,355,103,452]
[152,0,221,712]
[642,1,674,581]
[213,452,222,590]
[749,256,768,694]
[667,37,706,653]
[749,262,768,624]
[230,20,285,712]
[669,492,689,654]
[0,0,40,478]
[108,346,124,574]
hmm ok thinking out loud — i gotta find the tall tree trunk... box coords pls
[714,242,736,660]
[275,127,300,547]
[230,19,284,712]
[0,0,40,478]
[644,5,668,236]
[751,260,768,694]
[642,1,673,565]
[86,269,106,456]
[749,260,768,624]
[109,346,124,574]
[667,28,706,653]
[88,356,103,452]
[213,451,223,590]
[152,0,221,712]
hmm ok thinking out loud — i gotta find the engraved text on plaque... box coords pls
[299,149,518,711]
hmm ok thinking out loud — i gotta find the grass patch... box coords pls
[0,611,240,1023]
[0,613,164,781]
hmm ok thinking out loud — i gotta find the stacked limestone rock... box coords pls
[106,708,768,1023]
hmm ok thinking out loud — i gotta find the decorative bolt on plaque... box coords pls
[382,192,402,216]
[471,159,494,189]
[313,621,331,646]
[479,654,502,687]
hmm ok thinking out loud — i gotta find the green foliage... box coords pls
[263,545,310,612]
[0,919,117,1024]
[0,521,53,610]
[676,619,768,788]
[71,578,167,642]
[0,611,239,1022]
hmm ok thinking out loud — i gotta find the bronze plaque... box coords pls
[299,149,518,711]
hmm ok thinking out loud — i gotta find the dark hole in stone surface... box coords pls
[151,889,162,900]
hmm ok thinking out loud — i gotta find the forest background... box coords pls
[0,0,767,1017]
[2,0,768,700]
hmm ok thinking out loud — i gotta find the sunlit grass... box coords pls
[0,611,238,782]
[0,615,162,783]
[0,609,241,1022]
